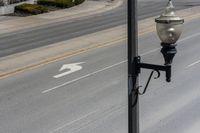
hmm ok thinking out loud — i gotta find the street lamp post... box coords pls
[128,0,139,133]
[128,0,184,133]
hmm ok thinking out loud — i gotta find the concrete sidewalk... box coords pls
[0,0,123,34]
[0,6,200,79]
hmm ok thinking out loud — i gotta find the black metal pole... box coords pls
[128,0,139,132]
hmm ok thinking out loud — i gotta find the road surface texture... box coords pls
[0,13,200,132]
[0,0,199,57]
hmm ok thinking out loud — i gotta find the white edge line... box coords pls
[140,48,160,56]
[186,59,200,69]
[42,60,127,93]
[179,32,200,43]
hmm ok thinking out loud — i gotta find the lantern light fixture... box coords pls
[134,0,184,94]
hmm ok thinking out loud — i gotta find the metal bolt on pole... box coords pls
[128,0,139,133]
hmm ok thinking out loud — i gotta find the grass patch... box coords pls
[15,3,48,15]
[74,0,85,5]
[38,0,74,8]
[13,0,84,16]
[38,0,85,8]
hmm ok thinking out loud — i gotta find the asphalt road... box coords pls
[0,0,199,57]
[1,14,200,132]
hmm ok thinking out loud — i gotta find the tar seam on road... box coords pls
[52,111,97,133]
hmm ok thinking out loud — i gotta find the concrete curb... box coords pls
[1,6,200,79]
[0,0,123,35]
[0,1,34,15]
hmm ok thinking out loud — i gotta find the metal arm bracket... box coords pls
[134,56,172,95]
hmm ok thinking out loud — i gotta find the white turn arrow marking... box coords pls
[53,62,84,78]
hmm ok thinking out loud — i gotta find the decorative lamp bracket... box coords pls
[134,56,172,95]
